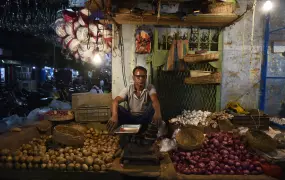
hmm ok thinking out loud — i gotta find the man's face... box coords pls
[133,69,147,88]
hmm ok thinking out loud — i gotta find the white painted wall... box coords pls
[111,24,149,99]
[221,0,264,109]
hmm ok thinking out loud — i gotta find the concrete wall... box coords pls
[112,24,149,99]
[221,0,264,109]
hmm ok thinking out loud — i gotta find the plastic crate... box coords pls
[74,105,111,122]
[270,121,285,130]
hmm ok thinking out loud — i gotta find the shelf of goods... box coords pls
[112,13,238,27]
[184,52,220,63]
[184,72,221,85]
[231,115,270,130]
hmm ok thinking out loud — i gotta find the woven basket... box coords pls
[208,2,235,14]
[69,124,88,133]
[184,53,219,63]
[175,128,205,151]
[53,125,85,146]
[246,130,277,153]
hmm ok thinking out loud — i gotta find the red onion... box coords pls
[241,161,250,169]
[198,163,205,168]
[235,162,241,167]
[229,155,235,160]
[260,158,266,163]
[228,160,234,166]
[256,166,263,173]
[249,164,255,171]
[224,165,231,171]
[243,170,250,175]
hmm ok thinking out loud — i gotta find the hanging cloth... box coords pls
[151,29,168,67]
[162,39,189,71]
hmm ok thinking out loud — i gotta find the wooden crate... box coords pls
[72,93,112,109]
[230,115,269,130]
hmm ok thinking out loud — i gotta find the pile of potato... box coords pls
[0,128,119,172]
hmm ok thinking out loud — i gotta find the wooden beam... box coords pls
[113,13,238,27]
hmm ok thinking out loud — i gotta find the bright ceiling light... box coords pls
[92,54,102,65]
[263,0,273,12]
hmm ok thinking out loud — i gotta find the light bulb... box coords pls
[263,0,273,12]
[93,54,102,65]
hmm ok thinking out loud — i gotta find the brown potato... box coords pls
[53,164,59,170]
[93,164,100,171]
[82,164,88,171]
[74,163,81,171]
[67,163,75,171]
[59,164,66,171]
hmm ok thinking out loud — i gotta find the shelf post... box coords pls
[259,13,270,111]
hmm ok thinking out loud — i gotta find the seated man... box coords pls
[107,66,162,132]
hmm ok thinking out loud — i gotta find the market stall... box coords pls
[0,92,283,180]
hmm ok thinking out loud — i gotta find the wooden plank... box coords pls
[159,153,177,180]
[111,158,160,177]
[113,13,238,27]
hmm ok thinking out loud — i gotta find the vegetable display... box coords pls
[171,132,266,175]
[169,110,233,128]
[0,127,119,171]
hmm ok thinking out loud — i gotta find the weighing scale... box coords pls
[114,123,160,165]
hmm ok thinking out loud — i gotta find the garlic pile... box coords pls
[169,110,212,126]
[270,117,285,125]
[0,127,119,171]
[169,110,234,128]
[208,111,234,128]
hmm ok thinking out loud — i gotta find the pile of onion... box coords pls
[171,132,266,175]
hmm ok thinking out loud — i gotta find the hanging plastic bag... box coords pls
[159,138,177,152]
[26,108,41,124]
[157,121,168,137]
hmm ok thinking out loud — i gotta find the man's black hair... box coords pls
[133,66,147,75]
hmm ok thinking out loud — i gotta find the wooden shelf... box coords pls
[184,72,221,85]
[113,13,238,27]
[184,52,219,63]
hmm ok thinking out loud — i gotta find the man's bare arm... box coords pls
[111,96,125,117]
[150,94,162,125]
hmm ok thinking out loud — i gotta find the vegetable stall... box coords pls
[0,92,284,180]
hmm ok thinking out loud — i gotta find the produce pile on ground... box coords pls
[169,110,233,128]
[0,128,119,171]
[171,132,266,175]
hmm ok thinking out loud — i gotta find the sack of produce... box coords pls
[76,27,90,42]
[64,36,80,52]
[246,129,277,153]
[65,21,80,36]
[55,19,67,38]
[78,8,91,26]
